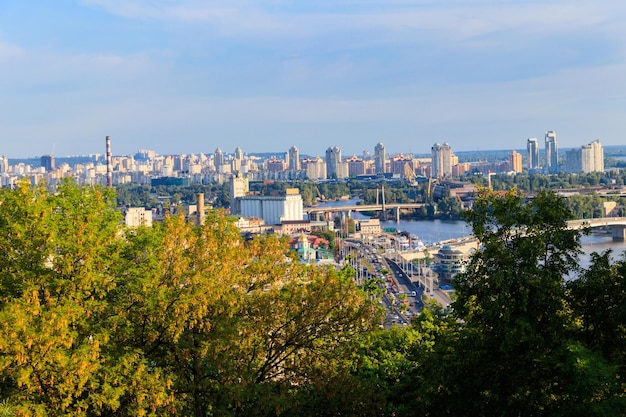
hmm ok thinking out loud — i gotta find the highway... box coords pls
[385,258,424,314]
[342,238,453,328]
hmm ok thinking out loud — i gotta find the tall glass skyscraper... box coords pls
[545,131,558,174]
[374,142,386,174]
[214,147,224,168]
[527,137,539,170]
[41,155,55,172]
[288,146,300,171]
[325,146,342,179]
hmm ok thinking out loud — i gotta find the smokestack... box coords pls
[196,193,205,226]
[106,136,112,188]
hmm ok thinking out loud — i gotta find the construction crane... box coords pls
[315,185,326,202]
[427,176,433,200]
[403,162,417,185]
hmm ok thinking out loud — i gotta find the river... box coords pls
[385,219,626,271]
[313,198,626,270]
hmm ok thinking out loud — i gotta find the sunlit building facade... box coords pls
[527,138,539,170]
[431,143,453,178]
[545,131,558,174]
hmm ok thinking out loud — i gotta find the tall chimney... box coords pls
[106,136,112,188]
[196,193,205,226]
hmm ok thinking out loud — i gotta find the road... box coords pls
[385,253,453,309]
[385,258,424,315]
[342,238,455,327]
[342,239,414,327]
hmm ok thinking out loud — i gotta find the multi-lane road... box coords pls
[342,238,451,327]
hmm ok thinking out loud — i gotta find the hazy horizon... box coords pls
[9,143,626,161]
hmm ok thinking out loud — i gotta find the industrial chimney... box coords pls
[106,136,112,188]
[196,193,205,226]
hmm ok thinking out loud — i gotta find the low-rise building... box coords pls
[125,207,153,227]
[434,245,470,281]
[289,232,332,263]
[357,218,381,236]
[279,220,312,235]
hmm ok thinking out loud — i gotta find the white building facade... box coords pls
[564,139,604,174]
[545,131,558,173]
[303,157,327,180]
[431,143,453,178]
[238,189,303,225]
[581,140,604,173]
[125,207,153,227]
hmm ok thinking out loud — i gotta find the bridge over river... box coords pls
[306,201,626,241]
[567,217,626,241]
[304,203,425,222]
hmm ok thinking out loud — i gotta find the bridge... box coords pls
[304,203,425,222]
[567,217,626,241]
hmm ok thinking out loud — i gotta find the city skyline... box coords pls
[3,138,621,161]
[2,1,626,157]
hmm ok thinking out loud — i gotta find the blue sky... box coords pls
[1,1,625,158]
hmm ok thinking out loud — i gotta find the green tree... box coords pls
[435,196,462,219]
[568,251,626,376]
[446,189,585,416]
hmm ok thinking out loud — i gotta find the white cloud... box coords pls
[0,40,25,62]
[78,0,626,42]
[0,43,167,95]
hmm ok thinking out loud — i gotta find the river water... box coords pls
[383,219,626,270]
[314,198,626,270]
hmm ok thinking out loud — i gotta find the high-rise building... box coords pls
[266,157,285,172]
[288,146,300,171]
[0,156,9,173]
[527,138,539,170]
[335,161,349,179]
[302,157,326,180]
[564,149,581,174]
[134,149,156,161]
[431,143,453,178]
[125,207,153,227]
[545,131,558,173]
[234,146,243,161]
[509,150,523,173]
[374,142,386,174]
[390,155,414,176]
[214,147,224,169]
[230,173,250,215]
[41,155,55,172]
[325,146,342,178]
[565,140,604,174]
[346,156,366,177]
[582,140,604,173]
[232,146,244,173]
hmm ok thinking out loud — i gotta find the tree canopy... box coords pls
[2,182,626,416]
[0,180,379,416]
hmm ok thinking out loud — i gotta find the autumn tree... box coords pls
[0,180,172,416]
[0,179,380,416]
